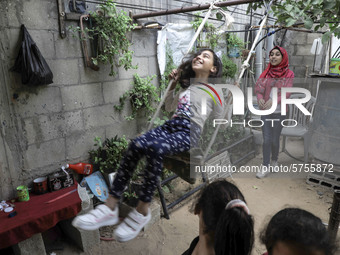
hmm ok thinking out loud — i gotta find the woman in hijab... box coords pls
[255,46,294,178]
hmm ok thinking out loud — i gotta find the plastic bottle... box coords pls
[66,163,93,175]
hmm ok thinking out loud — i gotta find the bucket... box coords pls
[17,185,30,202]
[329,58,340,75]
[33,177,48,194]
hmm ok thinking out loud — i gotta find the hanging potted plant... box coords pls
[191,12,221,50]
[69,0,137,76]
[226,33,245,58]
[114,74,159,121]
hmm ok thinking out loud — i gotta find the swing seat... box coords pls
[163,147,204,184]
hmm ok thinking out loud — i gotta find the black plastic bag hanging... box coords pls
[10,25,53,86]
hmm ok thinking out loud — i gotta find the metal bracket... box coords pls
[57,0,66,38]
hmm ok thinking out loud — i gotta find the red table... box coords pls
[0,184,81,249]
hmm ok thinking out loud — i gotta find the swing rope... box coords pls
[202,0,273,160]
[148,0,273,163]
[147,1,220,131]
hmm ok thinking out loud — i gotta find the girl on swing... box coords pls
[72,48,225,242]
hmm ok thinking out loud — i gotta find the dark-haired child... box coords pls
[182,179,254,255]
[72,49,225,242]
[261,208,336,255]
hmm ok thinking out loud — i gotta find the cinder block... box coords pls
[54,29,83,59]
[66,129,105,160]
[307,34,322,44]
[13,87,62,118]
[118,57,149,80]
[103,79,133,104]
[12,233,46,255]
[291,33,307,45]
[303,56,315,65]
[132,30,157,57]
[23,110,84,145]
[205,150,232,181]
[293,66,308,78]
[28,30,55,59]
[307,167,340,190]
[7,0,58,30]
[148,57,160,77]
[48,58,80,85]
[296,45,313,56]
[105,122,137,140]
[83,105,118,130]
[61,83,104,111]
[289,56,305,67]
[59,200,100,252]
[24,139,66,170]
[8,28,21,61]
[78,59,117,84]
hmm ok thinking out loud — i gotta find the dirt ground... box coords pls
[56,137,338,255]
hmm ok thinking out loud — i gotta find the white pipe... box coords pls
[265,13,274,66]
[239,15,268,84]
[255,43,263,81]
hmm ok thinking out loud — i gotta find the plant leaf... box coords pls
[304,17,314,30]
[286,18,296,27]
[322,31,332,44]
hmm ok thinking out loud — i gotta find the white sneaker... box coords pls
[114,208,151,242]
[256,165,270,179]
[271,160,279,173]
[72,204,119,231]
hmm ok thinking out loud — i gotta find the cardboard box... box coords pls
[48,169,74,192]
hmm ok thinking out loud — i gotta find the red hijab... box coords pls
[259,46,290,79]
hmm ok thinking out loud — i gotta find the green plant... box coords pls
[226,33,245,48]
[69,0,137,76]
[221,54,237,79]
[248,0,340,43]
[88,136,128,173]
[191,12,222,50]
[160,43,177,93]
[114,74,159,120]
[123,190,138,200]
[123,189,138,207]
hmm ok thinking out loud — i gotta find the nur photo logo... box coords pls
[198,82,223,106]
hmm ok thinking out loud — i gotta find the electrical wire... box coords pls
[254,27,283,49]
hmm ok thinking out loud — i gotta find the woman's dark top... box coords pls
[182,236,199,255]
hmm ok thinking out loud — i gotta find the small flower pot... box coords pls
[228,46,240,58]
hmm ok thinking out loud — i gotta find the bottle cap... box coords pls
[4,207,13,213]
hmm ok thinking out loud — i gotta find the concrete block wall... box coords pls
[0,0,171,200]
[276,29,325,78]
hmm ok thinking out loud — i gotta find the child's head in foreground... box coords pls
[261,208,336,255]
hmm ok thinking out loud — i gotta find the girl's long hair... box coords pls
[194,179,254,255]
[177,48,222,88]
